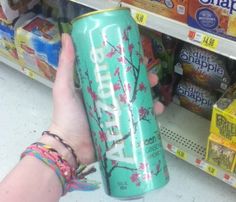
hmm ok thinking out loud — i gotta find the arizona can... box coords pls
[71,8,169,199]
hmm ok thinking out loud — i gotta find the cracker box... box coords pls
[210,83,236,142]
[15,15,61,81]
[1,0,39,23]
[177,43,232,93]
[121,0,188,23]
[176,79,218,119]
[188,1,236,41]
[0,20,18,61]
[206,133,236,173]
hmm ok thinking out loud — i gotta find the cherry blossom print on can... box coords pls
[72,7,169,199]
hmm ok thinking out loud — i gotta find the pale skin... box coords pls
[0,33,164,202]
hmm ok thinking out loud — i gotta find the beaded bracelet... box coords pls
[42,131,78,166]
[21,142,99,195]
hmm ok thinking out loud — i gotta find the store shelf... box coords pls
[121,2,236,60]
[0,55,53,88]
[159,103,236,188]
[69,0,120,10]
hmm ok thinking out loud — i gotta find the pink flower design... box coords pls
[114,67,120,76]
[128,44,134,53]
[119,94,127,104]
[130,173,139,182]
[112,160,118,166]
[139,56,144,64]
[139,82,146,91]
[126,66,132,72]
[106,48,115,58]
[143,173,152,181]
[124,83,131,92]
[113,83,121,91]
[139,163,149,170]
[99,131,107,142]
[117,57,126,64]
[116,45,125,54]
[87,87,98,101]
[139,107,148,118]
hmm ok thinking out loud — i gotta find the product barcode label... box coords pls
[132,11,148,26]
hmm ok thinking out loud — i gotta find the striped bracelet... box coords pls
[21,142,99,195]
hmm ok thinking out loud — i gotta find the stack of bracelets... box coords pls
[21,131,99,195]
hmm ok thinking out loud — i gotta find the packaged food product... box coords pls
[188,0,236,41]
[206,133,236,173]
[176,80,218,119]
[15,15,61,81]
[177,43,231,93]
[121,0,188,23]
[211,83,236,142]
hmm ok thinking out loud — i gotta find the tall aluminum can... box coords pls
[71,8,169,199]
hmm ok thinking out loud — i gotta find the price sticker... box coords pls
[176,149,187,160]
[201,34,219,50]
[25,69,35,79]
[205,165,217,176]
[133,11,148,25]
[188,31,219,51]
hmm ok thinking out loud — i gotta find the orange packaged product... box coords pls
[188,1,236,41]
[122,0,188,23]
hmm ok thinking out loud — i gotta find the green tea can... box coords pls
[71,8,169,199]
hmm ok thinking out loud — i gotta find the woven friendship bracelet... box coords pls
[21,142,99,195]
[42,131,79,166]
[21,142,74,195]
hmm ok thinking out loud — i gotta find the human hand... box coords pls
[47,33,164,166]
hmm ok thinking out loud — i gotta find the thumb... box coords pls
[54,33,75,93]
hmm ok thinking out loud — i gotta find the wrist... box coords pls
[39,135,77,168]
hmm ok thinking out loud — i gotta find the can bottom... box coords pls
[106,179,168,200]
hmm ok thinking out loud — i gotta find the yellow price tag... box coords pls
[27,69,35,79]
[133,11,148,26]
[205,165,217,176]
[176,149,187,160]
[201,35,219,50]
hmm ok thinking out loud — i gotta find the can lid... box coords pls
[71,7,130,24]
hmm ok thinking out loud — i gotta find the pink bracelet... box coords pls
[21,142,99,195]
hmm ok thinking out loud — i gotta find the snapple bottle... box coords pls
[71,7,169,199]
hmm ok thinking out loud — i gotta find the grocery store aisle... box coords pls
[1,63,236,202]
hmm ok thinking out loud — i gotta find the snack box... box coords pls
[121,0,188,23]
[1,0,39,23]
[176,43,232,93]
[176,79,218,119]
[206,133,236,173]
[210,83,236,142]
[15,15,61,81]
[188,0,236,41]
[0,9,35,61]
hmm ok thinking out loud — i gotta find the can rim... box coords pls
[71,7,130,24]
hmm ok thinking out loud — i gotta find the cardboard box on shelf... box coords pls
[206,133,236,173]
[15,15,61,81]
[122,0,188,23]
[188,0,236,41]
[210,83,236,142]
